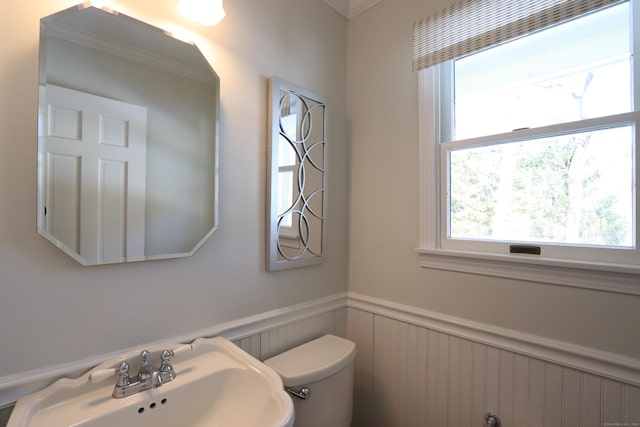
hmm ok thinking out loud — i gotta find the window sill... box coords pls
[416,247,640,295]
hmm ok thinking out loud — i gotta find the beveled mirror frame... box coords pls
[266,77,327,271]
[37,3,220,265]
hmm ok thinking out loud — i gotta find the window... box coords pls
[418,0,640,288]
[278,108,298,231]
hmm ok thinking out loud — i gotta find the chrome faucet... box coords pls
[158,349,178,382]
[111,350,163,398]
[111,348,186,398]
[137,350,163,385]
[89,344,192,399]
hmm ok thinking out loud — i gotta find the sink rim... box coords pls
[7,336,294,427]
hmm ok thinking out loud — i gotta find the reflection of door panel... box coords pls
[43,84,147,264]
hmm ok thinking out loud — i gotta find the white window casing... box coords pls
[416,1,640,294]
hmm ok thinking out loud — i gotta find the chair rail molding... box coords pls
[346,292,640,387]
[0,293,348,407]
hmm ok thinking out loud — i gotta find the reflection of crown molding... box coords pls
[45,22,215,86]
[323,0,383,19]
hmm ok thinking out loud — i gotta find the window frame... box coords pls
[417,3,640,294]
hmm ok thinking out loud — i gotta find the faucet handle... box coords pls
[160,344,192,364]
[89,361,131,384]
[137,350,158,381]
[159,344,192,381]
[140,350,151,364]
[160,349,174,363]
[172,344,193,357]
[115,362,131,387]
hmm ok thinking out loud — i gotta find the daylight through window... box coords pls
[420,0,640,272]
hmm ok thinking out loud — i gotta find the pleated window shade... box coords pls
[412,0,624,71]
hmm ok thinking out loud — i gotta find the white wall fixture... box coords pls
[178,0,226,26]
[267,78,328,271]
[345,294,640,427]
[6,337,294,427]
[0,294,347,406]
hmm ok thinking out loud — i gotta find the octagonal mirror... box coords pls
[37,3,219,265]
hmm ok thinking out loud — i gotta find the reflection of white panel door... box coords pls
[43,84,147,264]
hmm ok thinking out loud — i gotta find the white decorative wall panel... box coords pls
[0,295,348,425]
[260,310,337,360]
[2,293,636,427]
[346,306,640,427]
[233,307,346,361]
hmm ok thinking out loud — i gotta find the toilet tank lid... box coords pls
[264,334,356,386]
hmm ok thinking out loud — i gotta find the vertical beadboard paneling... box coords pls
[232,307,346,363]
[406,323,428,427]
[447,336,462,427]
[260,323,288,360]
[498,350,515,426]
[563,368,582,426]
[333,306,347,338]
[513,354,530,427]
[545,364,564,426]
[371,315,388,426]
[260,311,335,360]
[603,379,624,425]
[394,319,410,426]
[528,358,546,427]
[436,331,449,427]
[232,334,261,359]
[624,384,640,423]
[373,315,409,427]
[345,306,640,427]
[345,308,374,427]
[581,373,602,427]
[485,346,501,415]
[471,341,487,424]
[459,338,473,427]
[426,329,440,427]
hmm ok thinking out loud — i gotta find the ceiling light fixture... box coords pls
[178,0,226,26]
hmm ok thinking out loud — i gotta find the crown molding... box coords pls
[323,0,382,19]
[45,22,215,86]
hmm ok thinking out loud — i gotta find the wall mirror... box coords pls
[266,78,327,271]
[38,3,219,265]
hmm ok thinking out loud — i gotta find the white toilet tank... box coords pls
[265,334,356,427]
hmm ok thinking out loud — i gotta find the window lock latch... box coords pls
[509,245,541,255]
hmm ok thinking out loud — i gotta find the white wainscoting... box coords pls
[345,293,640,427]
[0,293,347,410]
[2,291,638,427]
[233,306,346,360]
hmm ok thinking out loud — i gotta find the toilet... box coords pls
[264,334,356,427]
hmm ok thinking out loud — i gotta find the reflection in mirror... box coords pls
[38,3,219,265]
[267,78,327,271]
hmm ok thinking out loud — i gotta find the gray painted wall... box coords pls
[2,0,639,423]
[0,0,349,378]
[346,0,640,359]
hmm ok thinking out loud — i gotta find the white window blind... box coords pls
[412,0,623,71]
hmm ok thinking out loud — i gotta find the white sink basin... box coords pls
[7,337,294,427]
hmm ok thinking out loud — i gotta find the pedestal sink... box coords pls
[7,337,294,427]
